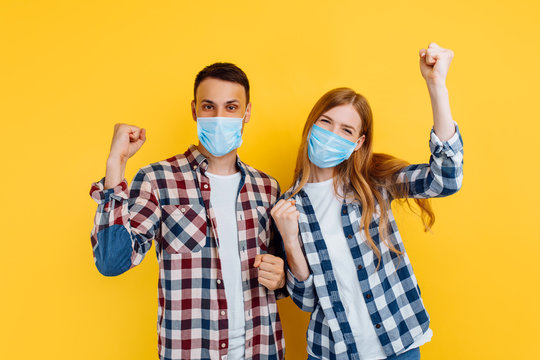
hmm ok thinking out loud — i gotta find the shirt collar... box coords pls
[290,178,356,205]
[184,144,246,175]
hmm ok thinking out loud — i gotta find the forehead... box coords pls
[195,78,246,104]
[321,104,362,127]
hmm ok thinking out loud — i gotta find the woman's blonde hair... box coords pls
[290,88,435,263]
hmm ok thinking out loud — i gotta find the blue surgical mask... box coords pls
[308,124,360,168]
[196,112,246,157]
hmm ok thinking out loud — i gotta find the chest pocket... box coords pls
[160,203,207,254]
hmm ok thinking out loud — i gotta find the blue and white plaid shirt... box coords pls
[283,124,463,359]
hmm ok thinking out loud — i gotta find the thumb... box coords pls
[253,254,264,268]
[136,128,147,146]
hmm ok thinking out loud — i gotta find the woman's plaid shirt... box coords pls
[89,145,286,360]
[284,125,463,360]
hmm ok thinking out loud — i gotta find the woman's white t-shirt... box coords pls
[303,178,432,359]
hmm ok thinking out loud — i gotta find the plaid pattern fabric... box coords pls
[90,145,285,360]
[285,125,463,359]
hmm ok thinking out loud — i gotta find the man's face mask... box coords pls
[196,110,247,157]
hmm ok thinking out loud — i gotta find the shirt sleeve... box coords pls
[395,122,464,199]
[89,168,161,276]
[285,266,317,312]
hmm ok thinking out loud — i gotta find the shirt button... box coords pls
[221,343,226,348]
[221,310,226,316]
[181,207,186,213]
[347,234,353,239]
[366,294,372,299]
[203,184,209,189]
[193,165,198,170]
[376,324,381,329]
[217,279,222,285]
[358,265,363,270]
[342,209,347,215]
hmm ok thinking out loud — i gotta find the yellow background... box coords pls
[1,1,539,359]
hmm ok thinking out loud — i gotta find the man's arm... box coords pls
[89,123,158,276]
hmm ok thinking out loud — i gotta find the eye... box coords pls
[319,118,330,123]
[203,104,213,110]
[227,105,238,111]
[343,128,352,135]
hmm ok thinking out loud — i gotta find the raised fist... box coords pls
[419,42,454,86]
[108,123,147,162]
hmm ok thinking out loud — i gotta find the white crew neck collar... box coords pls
[206,171,241,179]
[304,177,334,188]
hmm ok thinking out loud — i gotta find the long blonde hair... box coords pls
[290,88,435,263]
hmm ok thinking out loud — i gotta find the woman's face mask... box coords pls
[307,124,362,168]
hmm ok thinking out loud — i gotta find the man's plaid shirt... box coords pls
[284,125,463,359]
[89,145,286,360]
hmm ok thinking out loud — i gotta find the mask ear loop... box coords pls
[354,133,365,146]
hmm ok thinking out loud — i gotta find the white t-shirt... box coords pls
[303,178,432,359]
[207,171,245,360]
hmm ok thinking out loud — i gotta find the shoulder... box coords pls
[241,162,281,202]
[134,151,193,183]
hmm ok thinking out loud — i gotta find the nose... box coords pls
[216,107,227,117]
[327,124,339,135]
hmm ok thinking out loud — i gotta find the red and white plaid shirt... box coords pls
[90,145,286,360]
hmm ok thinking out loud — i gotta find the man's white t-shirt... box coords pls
[207,171,245,360]
[303,178,432,359]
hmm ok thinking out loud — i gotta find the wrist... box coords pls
[107,153,128,167]
[426,81,448,96]
[105,155,127,190]
[283,234,300,247]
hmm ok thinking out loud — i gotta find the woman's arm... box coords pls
[270,199,310,281]
[419,42,456,141]
[271,199,318,311]
[393,43,463,199]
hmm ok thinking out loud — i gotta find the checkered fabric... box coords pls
[90,145,286,360]
[284,125,463,359]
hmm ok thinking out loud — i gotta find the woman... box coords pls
[271,43,463,360]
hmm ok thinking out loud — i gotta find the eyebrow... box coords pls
[320,114,357,131]
[201,99,240,105]
[321,114,333,121]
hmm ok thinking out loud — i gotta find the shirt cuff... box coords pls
[286,268,313,289]
[89,177,129,204]
[429,121,463,158]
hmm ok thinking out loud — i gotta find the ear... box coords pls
[191,100,197,122]
[244,102,251,124]
[354,135,366,152]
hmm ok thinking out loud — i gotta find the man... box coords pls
[89,63,287,360]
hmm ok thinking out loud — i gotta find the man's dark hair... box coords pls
[194,62,250,104]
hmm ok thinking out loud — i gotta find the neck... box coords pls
[308,163,334,183]
[197,144,239,175]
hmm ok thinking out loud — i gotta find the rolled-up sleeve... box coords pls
[396,122,464,199]
[286,267,317,312]
[89,168,160,276]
